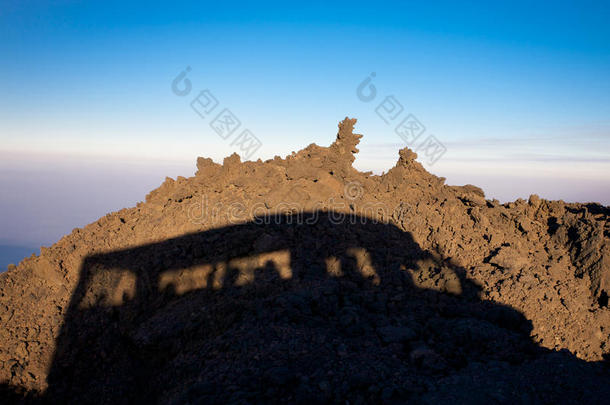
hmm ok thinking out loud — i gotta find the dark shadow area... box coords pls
[3,211,609,403]
[566,203,610,217]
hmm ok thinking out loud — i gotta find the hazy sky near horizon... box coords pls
[1,1,610,261]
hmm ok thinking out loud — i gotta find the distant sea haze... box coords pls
[0,245,37,272]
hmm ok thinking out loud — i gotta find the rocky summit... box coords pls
[1,118,609,404]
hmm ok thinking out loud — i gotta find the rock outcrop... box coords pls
[0,118,608,403]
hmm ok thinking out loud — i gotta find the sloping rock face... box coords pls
[0,118,609,403]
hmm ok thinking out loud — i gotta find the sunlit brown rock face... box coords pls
[1,118,608,403]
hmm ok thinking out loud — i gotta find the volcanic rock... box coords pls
[0,118,609,403]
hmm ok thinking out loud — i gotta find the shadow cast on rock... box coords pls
[5,211,610,404]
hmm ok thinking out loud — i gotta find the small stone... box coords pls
[410,346,448,372]
[381,386,394,400]
[528,194,541,208]
[265,366,292,386]
[488,246,528,271]
[378,325,416,344]
[337,343,348,356]
[318,380,330,392]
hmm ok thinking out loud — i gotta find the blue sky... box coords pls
[1,1,610,261]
